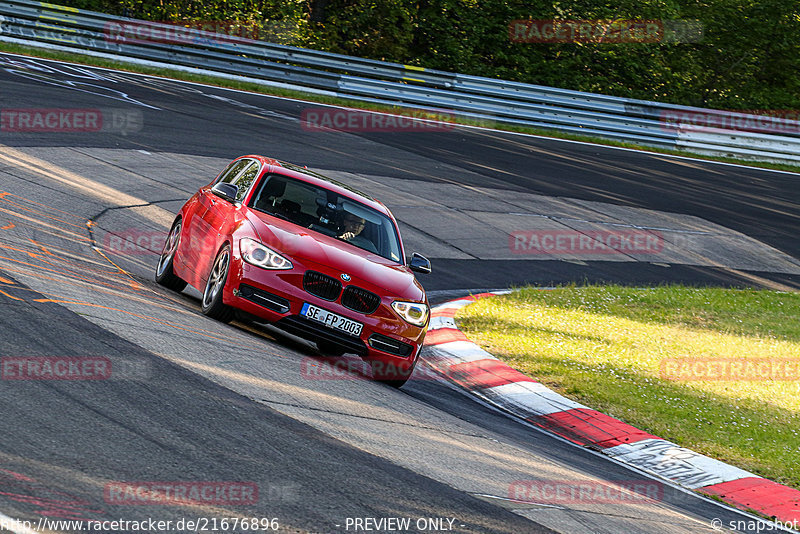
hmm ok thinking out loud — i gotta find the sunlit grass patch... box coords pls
[456,285,800,488]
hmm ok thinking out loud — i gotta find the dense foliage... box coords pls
[61,0,800,110]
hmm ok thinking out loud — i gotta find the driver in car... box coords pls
[338,213,366,241]
[338,212,379,254]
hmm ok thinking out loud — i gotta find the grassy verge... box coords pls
[456,285,800,489]
[2,41,800,175]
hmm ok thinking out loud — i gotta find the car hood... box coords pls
[245,211,425,300]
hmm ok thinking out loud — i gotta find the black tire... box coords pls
[155,219,188,292]
[370,359,413,388]
[201,243,235,323]
[316,340,347,357]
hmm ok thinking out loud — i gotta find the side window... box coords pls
[251,174,288,211]
[282,181,319,218]
[234,162,260,201]
[217,159,250,184]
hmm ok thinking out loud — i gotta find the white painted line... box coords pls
[470,492,565,510]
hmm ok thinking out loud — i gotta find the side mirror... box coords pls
[211,182,239,203]
[409,253,431,274]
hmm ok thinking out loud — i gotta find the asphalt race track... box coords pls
[0,52,797,533]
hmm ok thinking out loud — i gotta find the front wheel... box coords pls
[201,244,235,323]
[155,220,188,292]
[370,359,414,388]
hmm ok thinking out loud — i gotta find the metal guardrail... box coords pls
[2,0,800,166]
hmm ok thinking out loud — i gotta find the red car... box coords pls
[155,155,431,387]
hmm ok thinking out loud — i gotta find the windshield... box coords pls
[249,173,403,263]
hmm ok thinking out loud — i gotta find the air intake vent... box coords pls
[368,334,413,357]
[303,271,341,301]
[342,285,381,314]
[237,284,290,314]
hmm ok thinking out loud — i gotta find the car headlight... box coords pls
[391,301,429,327]
[240,237,293,270]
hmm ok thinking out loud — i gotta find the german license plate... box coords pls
[301,303,363,337]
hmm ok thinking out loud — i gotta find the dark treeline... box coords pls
[61,0,800,110]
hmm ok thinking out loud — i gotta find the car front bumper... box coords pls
[224,260,427,373]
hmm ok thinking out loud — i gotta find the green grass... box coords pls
[3,41,800,175]
[456,285,800,489]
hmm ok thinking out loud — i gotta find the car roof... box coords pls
[241,155,391,216]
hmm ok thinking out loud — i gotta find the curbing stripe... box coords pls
[478,381,589,417]
[425,341,497,366]
[604,438,756,489]
[537,408,659,449]
[430,307,459,319]
[448,359,536,389]
[432,298,476,312]
[701,478,800,521]
[429,315,458,330]
[422,292,800,523]
[424,328,469,346]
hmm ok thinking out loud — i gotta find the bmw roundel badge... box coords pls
[341,273,351,282]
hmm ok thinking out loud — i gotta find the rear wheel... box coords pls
[201,244,235,323]
[155,220,188,292]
